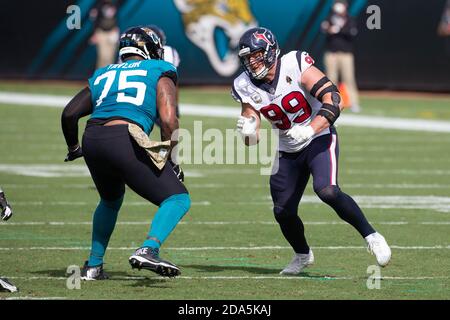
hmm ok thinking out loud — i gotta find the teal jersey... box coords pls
[88,59,177,134]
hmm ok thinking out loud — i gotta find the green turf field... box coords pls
[0,82,449,300]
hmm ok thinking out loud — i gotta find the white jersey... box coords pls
[232,50,329,153]
[163,45,180,67]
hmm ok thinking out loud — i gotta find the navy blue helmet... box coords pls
[119,26,164,61]
[146,24,167,47]
[238,27,280,80]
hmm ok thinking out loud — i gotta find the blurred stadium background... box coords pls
[0,0,449,300]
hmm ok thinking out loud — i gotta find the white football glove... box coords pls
[286,125,315,144]
[237,116,257,136]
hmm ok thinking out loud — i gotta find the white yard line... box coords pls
[0,245,448,251]
[1,220,449,226]
[0,164,204,178]
[347,169,450,175]
[273,195,450,213]
[1,92,450,132]
[4,275,450,281]
[9,201,210,206]
[3,183,450,190]
[3,296,67,300]
[342,183,450,189]
[6,194,450,213]
[4,164,450,178]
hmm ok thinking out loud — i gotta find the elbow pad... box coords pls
[317,103,340,125]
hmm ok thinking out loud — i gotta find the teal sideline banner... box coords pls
[2,0,449,91]
[26,0,367,83]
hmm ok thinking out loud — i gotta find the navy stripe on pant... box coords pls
[270,129,375,253]
[270,131,339,216]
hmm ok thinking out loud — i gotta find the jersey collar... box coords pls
[249,58,281,95]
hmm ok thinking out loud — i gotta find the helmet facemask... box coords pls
[238,27,280,80]
[119,27,164,61]
[239,46,279,80]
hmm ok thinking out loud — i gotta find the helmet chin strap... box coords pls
[119,47,150,60]
[253,66,269,80]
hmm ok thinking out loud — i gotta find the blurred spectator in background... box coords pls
[438,0,450,56]
[438,0,450,36]
[321,0,360,112]
[147,25,182,119]
[89,0,120,68]
[147,25,181,68]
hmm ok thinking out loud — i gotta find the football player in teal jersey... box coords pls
[61,26,190,279]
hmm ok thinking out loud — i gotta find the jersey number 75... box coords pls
[93,70,148,107]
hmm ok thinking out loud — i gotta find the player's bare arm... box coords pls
[301,65,343,134]
[157,76,179,148]
[61,86,93,161]
[238,102,261,146]
[286,63,342,144]
[157,75,184,181]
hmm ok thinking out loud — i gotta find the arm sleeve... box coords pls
[61,87,93,147]
[160,70,178,86]
[158,60,178,86]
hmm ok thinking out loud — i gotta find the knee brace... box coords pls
[316,185,340,205]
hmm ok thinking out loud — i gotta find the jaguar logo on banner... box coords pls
[174,0,257,76]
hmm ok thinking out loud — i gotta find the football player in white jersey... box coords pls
[232,27,391,274]
[147,25,181,118]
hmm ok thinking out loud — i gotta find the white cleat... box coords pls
[365,232,391,267]
[280,250,314,275]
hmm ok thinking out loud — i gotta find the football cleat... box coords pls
[80,261,109,280]
[129,247,180,277]
[280,249,314,275]
[0,191,13,221]
[365,232,391,267]
[0,277,18,292]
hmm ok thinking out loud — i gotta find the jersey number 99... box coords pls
[259,91,312,130]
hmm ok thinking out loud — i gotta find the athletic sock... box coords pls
[274,213,310,254]
[142,193,191,249]
[318,187,376,238]
[88,196,123,267]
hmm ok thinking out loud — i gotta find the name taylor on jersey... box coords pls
[232,50,330,153]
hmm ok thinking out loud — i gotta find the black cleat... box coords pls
[0,191,13,221]
[0,277,18,292]
[80,261,109,280]
[129,247,180,277]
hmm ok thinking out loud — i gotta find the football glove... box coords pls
[236,115,257,137]
[65,145,83,162]
[286,125,315,144]
[170,160,184,182]
[0,192,12,221]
